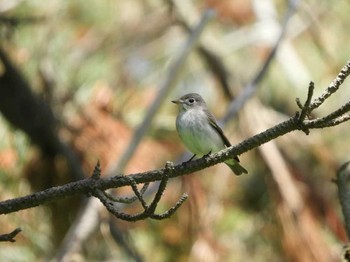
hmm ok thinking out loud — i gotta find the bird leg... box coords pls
[184,154,196,163]
[203,151,212,158]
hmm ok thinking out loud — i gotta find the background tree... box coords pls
[1,0,350,261]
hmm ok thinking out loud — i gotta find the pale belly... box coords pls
[176,110,225,156]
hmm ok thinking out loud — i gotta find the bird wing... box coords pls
[207,113,240,162]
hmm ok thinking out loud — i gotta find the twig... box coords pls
[90,160,101,179]
[102,183,149,205]
[91,172,187,221]
[315,100,350,125]
[0,228,22,242]
[150,193,188,220]
[297,81,314,120]
[124,177,148,209]
[309,61,350,111]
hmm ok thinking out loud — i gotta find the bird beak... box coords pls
[172,99,181,104]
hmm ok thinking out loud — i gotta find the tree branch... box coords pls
[0,60,350,222]
[0,228,22,242]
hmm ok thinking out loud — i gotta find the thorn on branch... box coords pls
[295,98,303,110]
[298,81,314,121]
[0,228,22,242]
[295,81,315,134]
[91,160,101,179]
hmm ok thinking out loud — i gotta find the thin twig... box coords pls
[0,228,22,242]
[126,178,148,209]
[309,60,350,111]
[315,100,350,124]
[92,173,187,221]
[145,174,169,215]
[90,160,101,179]
[298,81,314,121]
[102,183,149,204]
[150,193,188,220]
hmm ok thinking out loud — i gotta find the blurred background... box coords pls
[1,0,350,261]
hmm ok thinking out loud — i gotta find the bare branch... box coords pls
[309,61,350,111]
[102,183,150,205]
[316,100,350,124]
[150,193,188,220]
[0,228,22,242]
[297,81,314,121]
[124,177,148,209]
[91,165,187,221]
[1,60,350,220]
[222,0,299,123]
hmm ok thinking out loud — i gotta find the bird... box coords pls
[172,93,247,175]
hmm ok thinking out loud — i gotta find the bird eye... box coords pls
[188,98,195,104]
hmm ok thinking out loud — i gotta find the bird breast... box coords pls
[176,109,225,156]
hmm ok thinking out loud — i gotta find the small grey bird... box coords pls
[172,93,247,175]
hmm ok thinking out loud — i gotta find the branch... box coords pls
[309,61,350,111]
[1,60,350,220]
[222,0,299,123]
[0,228,22,242]
[0,46,85,181]
[91,163,188,221]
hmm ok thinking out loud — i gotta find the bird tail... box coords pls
[225,159,248,176]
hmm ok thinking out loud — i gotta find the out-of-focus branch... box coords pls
[336,162,350,239]
[0,47,58,155]
[108,9,215,175]
[222,0,300,123]
[0,15,44,26]
[0,47,85,181]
